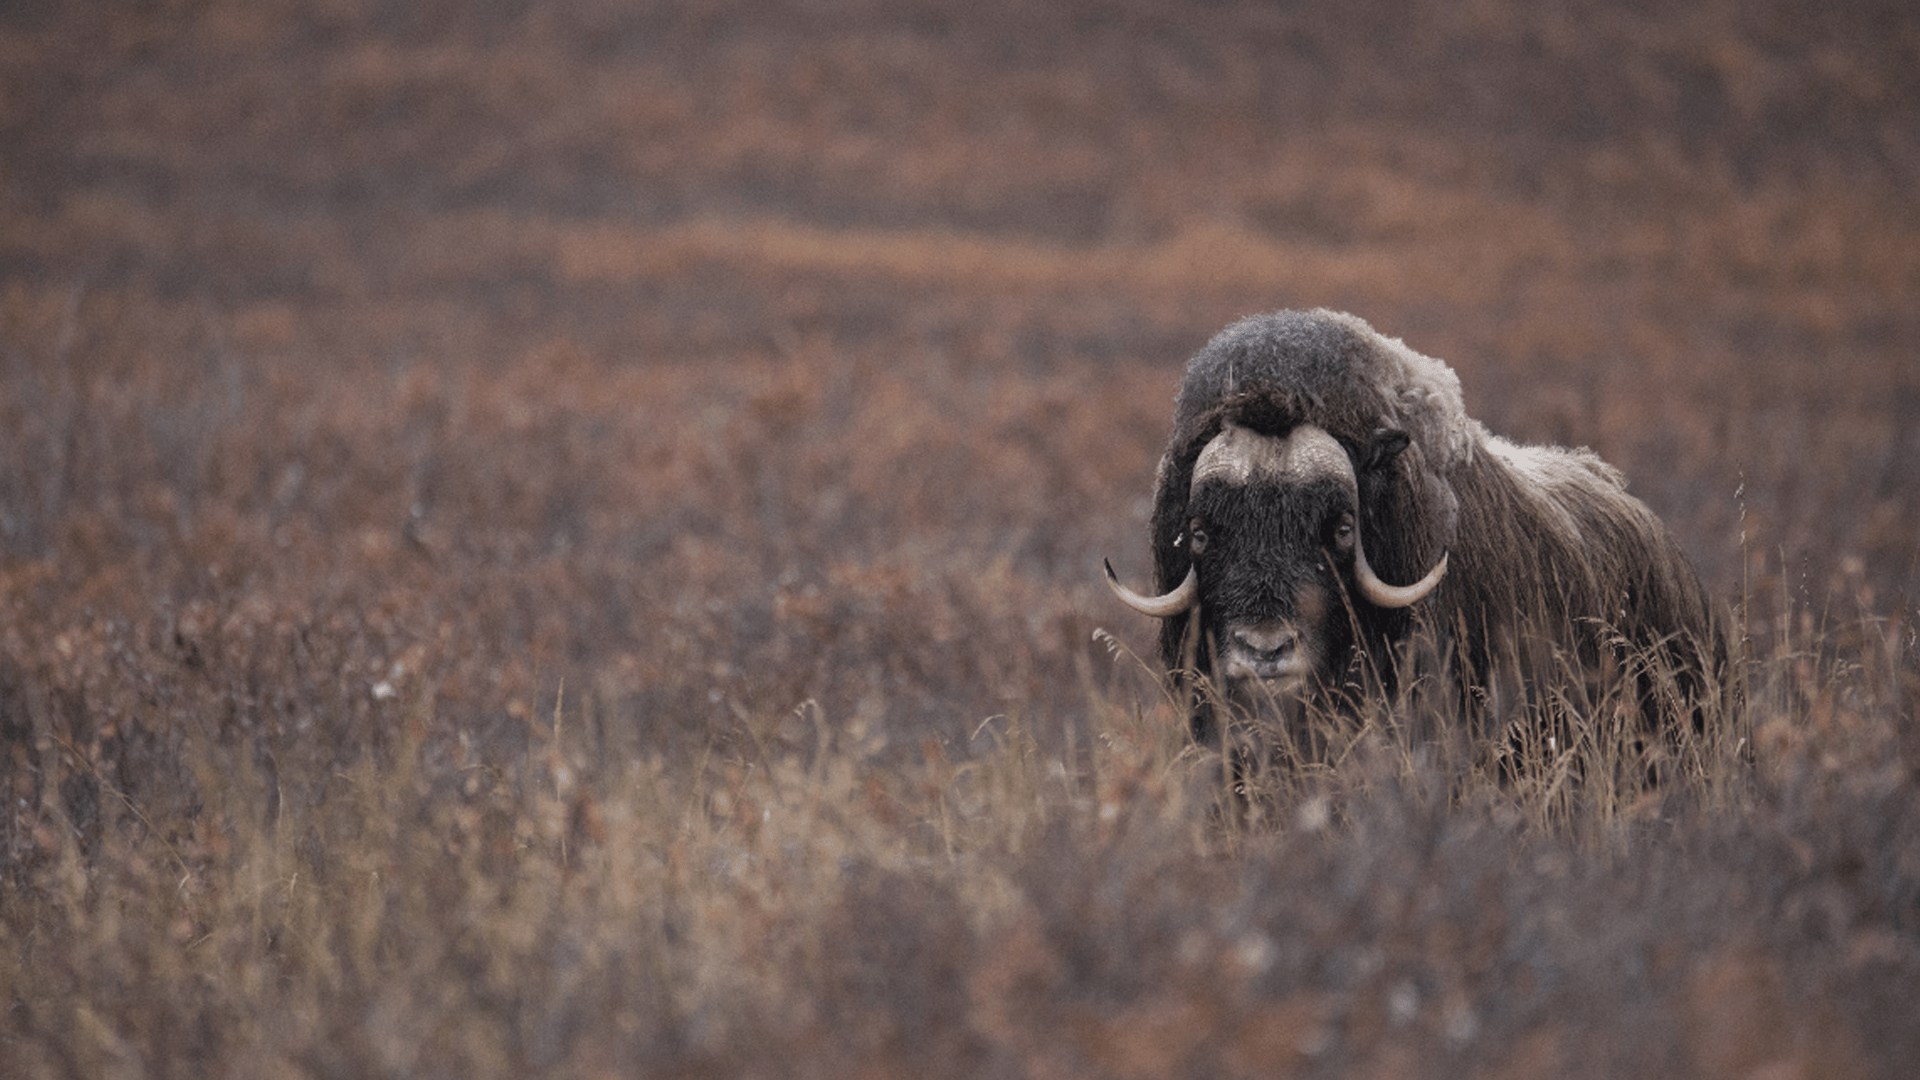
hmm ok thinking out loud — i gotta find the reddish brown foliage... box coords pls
[2,2,1917,1077]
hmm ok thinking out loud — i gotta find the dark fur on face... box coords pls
[1138,309,1722,746]
[1185,471,1349,718]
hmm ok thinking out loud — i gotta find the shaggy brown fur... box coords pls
[1142,310,1721,742]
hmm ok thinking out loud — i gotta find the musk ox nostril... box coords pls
[1231,625,1296,660]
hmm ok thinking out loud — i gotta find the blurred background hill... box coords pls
[6,1,1917,594]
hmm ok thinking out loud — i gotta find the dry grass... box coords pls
[3,1,1918,1077]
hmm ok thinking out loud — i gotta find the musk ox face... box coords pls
[1186,422,1356,696]
[1105,419,1448,707]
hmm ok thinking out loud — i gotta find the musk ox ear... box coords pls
[1355,430,1458,606]
[1361,428,1411,472]
[1148,448,1201,671]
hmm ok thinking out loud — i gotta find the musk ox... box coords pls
[1104,309,1720,750]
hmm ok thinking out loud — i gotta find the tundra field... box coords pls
[4,2,1920,1077]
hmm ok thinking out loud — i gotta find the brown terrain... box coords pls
[2,1,1917,1076]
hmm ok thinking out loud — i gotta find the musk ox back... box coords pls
[1104,309,1721,748]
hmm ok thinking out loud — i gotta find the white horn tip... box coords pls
[1356,545,1448,609]
[1102,559,1198,618]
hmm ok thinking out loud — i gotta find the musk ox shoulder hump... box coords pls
[1173,309,1476,471]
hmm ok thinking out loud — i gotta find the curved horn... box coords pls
[1103,560,1197,618]
[1352,533,1447,609]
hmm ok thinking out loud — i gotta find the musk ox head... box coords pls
[1104,310,1464,719]
[1106,420,1447,698]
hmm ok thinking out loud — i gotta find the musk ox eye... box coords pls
[1331,514,1355,552]
[1188,521,1210,556]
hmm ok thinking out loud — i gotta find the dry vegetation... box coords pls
[3,1,1918,1076]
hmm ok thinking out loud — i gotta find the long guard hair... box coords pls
[1145,310,1721,735]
